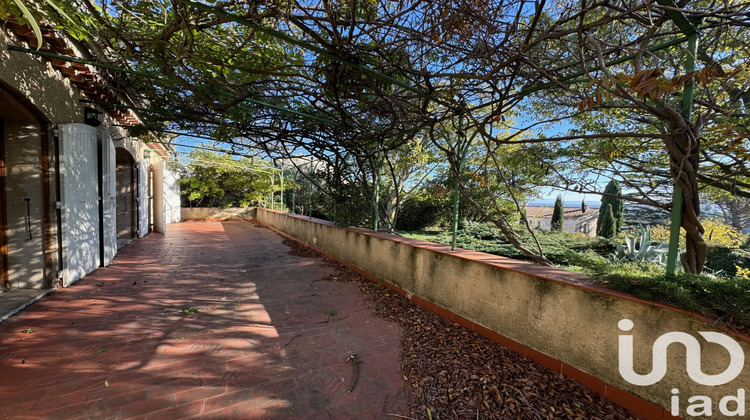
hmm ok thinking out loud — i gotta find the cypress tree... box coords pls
[519,206,528,225]
[551,195,564,231]
[598,180,624,235]
[598,203,617,239]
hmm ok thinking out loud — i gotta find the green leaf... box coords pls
[12,0,42,50]
[43,0,89,39]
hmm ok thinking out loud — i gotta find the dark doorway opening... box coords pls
[116,147,136,249]
[0,80,52,293]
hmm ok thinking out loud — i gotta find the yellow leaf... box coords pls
[104,380,109,387]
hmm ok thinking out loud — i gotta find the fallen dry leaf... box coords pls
[283,238,636,420]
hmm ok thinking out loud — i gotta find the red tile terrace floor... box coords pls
[0,222,407,419]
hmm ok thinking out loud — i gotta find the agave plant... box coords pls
[612,223,670,265]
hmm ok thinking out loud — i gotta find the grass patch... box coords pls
[180,307,199,315]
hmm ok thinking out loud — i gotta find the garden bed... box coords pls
[402,224,750,334]
[283,237,635,419]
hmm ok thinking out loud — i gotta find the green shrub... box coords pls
[401,226,750,330]
[551,196,564,231]
[597,203,617,239]
[586,262,750,328]
[405,226,615,266]
[598,180,624,235]
[705,246,750,277]
[396,195,445,231]
[463,221,505,241]
[555,248,609,269]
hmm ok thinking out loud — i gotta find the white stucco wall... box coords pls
[0,28,171,289]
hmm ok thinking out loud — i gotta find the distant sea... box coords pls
[527,200,601,209]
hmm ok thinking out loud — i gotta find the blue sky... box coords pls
[533,188,591,204]
[529,193,601,208]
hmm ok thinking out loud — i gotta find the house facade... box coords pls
[0,22,180,295]
[525,205,599,236]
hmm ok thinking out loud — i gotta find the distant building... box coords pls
[525,206,599,236]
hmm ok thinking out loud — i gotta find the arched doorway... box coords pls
[115,147,137,248]
[0,81,52,291]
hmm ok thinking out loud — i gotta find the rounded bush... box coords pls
[396,196,445,231]
[705,246,750,277]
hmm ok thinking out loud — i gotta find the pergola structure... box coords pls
[6,0,750,274]
[2,3,750,419]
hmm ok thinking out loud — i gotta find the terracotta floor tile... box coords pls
[0,222,409,419]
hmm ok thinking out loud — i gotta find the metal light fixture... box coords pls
[83,106,103,127]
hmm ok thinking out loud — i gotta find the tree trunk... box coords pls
[664,119,706,274]
[729,200,742,231]
[384,186,399,232]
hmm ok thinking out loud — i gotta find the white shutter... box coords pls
[59,123,100,286]
[137,160,149,237]
[152,163,165,233]
[101,135,117,266]
[163,163,181,225]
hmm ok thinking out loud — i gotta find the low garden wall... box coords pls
[254,208,750,420]
[181,207,256,221]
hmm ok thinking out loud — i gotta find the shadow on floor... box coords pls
[0,221,408,419]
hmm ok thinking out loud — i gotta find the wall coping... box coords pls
[260,208,750,344]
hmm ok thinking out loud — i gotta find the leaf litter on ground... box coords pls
[282,237,636,420]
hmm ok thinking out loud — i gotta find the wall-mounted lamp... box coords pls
[83,106,104,127]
